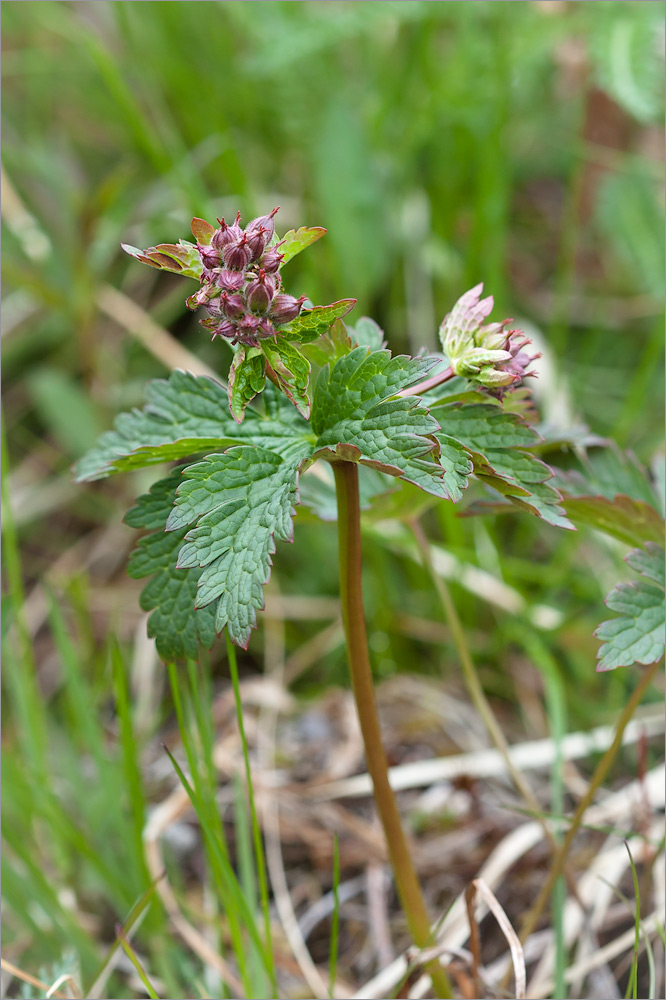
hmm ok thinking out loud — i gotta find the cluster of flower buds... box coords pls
[187,207,307,347]
[439,283,540,393]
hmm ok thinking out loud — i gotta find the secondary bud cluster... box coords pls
[439,283,540,393]
[187,207,307,347]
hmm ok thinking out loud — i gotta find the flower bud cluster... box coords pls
[439,283,540,393]
[188,207,307,347]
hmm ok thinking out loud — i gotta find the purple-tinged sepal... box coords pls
[439,284,540,393]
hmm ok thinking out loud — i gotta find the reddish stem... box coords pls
[398,365,455,398]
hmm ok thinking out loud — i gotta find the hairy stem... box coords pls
[518,657,662,944]
[333,462,453,999]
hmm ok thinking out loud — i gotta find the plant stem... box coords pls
[518,657,662,945]
[333,461,453,1000]
[398,366,455,398]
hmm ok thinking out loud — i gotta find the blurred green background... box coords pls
[2,2,664,996]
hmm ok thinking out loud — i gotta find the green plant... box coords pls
[76,209,664,995]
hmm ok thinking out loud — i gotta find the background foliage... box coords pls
[2,2,664,998]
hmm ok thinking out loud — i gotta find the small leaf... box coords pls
[228,347,266,423]
[191,217,216,245]
[562,494,665,548]
[167,447,305,648]
[311,347,450,498]
[121,240,203,280]
[626,542,665,587]
[126,474,218,661]
[555,446,663,510]
[75,370,311,482]
[281,299,357,343]
[278,226,327,266]
[262,340,311,418]
[300,319,352,367]
[595,543,665,671]
[348,316,386,352]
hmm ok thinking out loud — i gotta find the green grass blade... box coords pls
[328,834,340,1000]
[117,927,161,1000]
[166,663,253,996]
[226,633,277,996]
[86,878,161,998]
[111,640,149,874]
[624,840,642,1000]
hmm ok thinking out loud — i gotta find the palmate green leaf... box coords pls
[552,444,665,545]
[281,299,357,343]
[121,240,203,280]
[311,347,452,498]
[262,340,311,418]
[74,370,312,482]
[125,474,217,661]
[595,543,665,671]
[278,226,327,266]
[433,400,573,529]
[562,495,665,548]
[167,446,307,648]
[228,347,266,423]
[555,446,663,510]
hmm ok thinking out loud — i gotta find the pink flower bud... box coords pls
[238,313,260,334]
[257,318,278,341]
[208,319,237,341]
[270,293,307,325]
[245,269,276,314]
[215,269,246,292]
[212,213,243,249]
[246,206,279,243]
[259,243,285,273]
[220,292,245,319]
[223,233,252,271]
[246,225,268,261]
[198,244,222,270]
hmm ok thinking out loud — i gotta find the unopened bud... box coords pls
[212,215,243,249]
[223,233,252,271]
[246,206,279,243]
[259,243,285,273]
[238,313,260,334]
[215,269,246,292]
[245,270,276,314]
[198,244,222,270]
[209,319,237,341]
[220,292,245,319]
[246,225,268,260]
[270,293,307,325]
[475,366,519,389]
[257,318,278,341]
